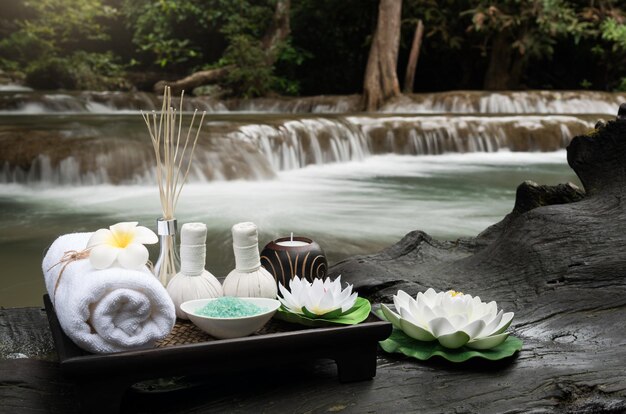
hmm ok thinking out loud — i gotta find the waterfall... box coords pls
[1,90,624,114]
[382,91,626,115]
[0,114,593,186]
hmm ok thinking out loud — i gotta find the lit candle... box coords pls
[260,233,327,288]
[276,232,310,247]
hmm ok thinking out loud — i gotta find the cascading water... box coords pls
[1,89,624,115]
[0,113,595,185]
[382,91,626,115]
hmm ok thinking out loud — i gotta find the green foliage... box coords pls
[465,0,585,60]
[0,31,51,67]
[404,0,465,50]
[121,0,302,96]
[2,0,626,95]
[0,0,125,89]
[22,0,116,44]
[121,0,211,69]
[221,35,274,97]
[580,79,593,89]
[25,52,127,90]
[212,0,296,97]
[602,19,626,51]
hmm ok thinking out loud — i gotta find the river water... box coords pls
[1,89,614,307]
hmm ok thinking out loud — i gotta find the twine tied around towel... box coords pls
[47,249,91,304]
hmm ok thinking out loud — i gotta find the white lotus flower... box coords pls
[87,222,158,270]
[278,276,358,318]
[382,288,514,350]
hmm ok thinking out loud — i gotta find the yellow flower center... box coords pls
[449,290,463,297]
[110,231,134,248]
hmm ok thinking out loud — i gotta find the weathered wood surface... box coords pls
[2,122,626,413]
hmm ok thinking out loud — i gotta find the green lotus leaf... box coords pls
[275,297,371,327]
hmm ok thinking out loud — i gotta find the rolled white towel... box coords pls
[42,232,176,354]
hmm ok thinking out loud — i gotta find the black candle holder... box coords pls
[260,236,327,288]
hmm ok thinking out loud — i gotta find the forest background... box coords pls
[1,0,625,99]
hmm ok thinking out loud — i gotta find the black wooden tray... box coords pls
[43,294,392,414]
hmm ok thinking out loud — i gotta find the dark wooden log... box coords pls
[0,307,55,360]
[153,66,233,96]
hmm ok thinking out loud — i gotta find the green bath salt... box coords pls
[196,297,267,318]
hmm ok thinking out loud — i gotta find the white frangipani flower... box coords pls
[278,276,358,318]
[87,222,158,270]
[382,288,514,350]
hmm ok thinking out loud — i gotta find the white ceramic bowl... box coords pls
[180,297,281,339]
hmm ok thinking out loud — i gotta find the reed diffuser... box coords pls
[142,86,206,286]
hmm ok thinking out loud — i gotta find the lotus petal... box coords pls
[466,332,509,350]
[447,296,467,316]
[492,312,514,335]
[437,331,470,349]
[408,298,424,324]
[447,314,468,330]
[395,290,413,310]
[478,309,503,338]
[460,319,486,339]
[417,300,437,325]
[318,290,337,313]
[400,318,436,342]
[341,292,358,313]
[428,317,456,337]
[417,290,436,309]
[486,301,498,319]
[399,305,423,328]
[381,304,402,329]
[278,283,303,314]
[431,304,447,319]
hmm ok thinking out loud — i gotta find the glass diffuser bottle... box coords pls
[154,218,181,286]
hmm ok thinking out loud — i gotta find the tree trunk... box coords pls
[483,32,511,90]
[261,0,291,65]
[154,0,291,95]
[403,19,423,94]
[363,0,403,111]
[483,31,526,90]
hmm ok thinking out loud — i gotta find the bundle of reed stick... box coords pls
[141,86,206,220]
[141,86,206,285]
